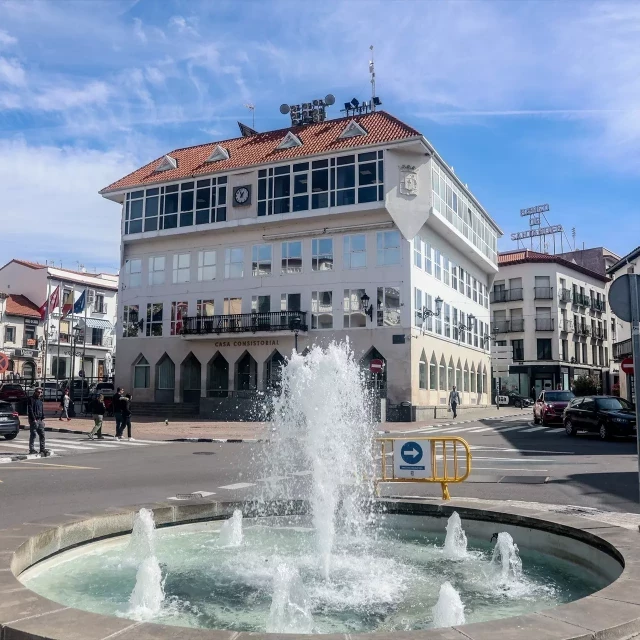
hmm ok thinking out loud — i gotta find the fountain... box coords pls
[15,342,623,637]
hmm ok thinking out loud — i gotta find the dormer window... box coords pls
[205,145,230,163]
[276,131,303,150]
[338,120,367,139]
[155,154,177,172]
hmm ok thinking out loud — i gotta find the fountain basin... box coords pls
[1,498,640,640]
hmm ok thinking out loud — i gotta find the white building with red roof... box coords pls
[101,109,502,419]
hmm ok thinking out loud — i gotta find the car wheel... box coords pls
[565,419,576,436]
[599,423,612,441]
[4,432,17,440]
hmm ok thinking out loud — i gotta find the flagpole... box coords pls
[69,283,76,416]
[42,276,51,387]
[80,290,88,415]
[55,280,62,393]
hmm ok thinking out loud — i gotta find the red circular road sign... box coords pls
[0,353,8,374]
[621,357,634,375]
[370,358,384,373]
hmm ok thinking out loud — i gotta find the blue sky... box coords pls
[1,0,639,271]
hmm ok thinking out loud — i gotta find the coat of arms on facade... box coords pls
[399,165,418,196]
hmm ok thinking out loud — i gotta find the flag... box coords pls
[40,286,60,320]
[73,290,86,315]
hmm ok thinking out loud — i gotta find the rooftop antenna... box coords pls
[244,103,255,129]
[369,45,376,110]
[572,227,576,250]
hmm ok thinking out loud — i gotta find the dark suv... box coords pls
[0,401,20,440]
[564,396,636,440]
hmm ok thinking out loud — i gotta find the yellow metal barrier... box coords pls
[375,436,472,500]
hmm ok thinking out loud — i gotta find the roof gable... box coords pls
[100,111,421,194]
[155,154,178,172]
[5,294,40,318]
[339,119,367,139]
[276,131,302,150]
[205,145,230,163]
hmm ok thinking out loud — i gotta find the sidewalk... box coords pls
[33,405,529,442]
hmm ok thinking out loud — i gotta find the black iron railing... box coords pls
[490,288,524,303]
[559,288,572,303]
[534,287,553,299]
[560,319,573,332]
[181,311,308,335]
[491,319,524,333]
[535,318,554,331]
[574,293,590,306]
[590,299,606,312]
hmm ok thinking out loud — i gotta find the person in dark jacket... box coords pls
[116,392,133,440]
[89,394,106,440]
[113,387,123,438]
[27,388,47,455]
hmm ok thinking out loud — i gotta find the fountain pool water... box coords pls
[18,343,612,634]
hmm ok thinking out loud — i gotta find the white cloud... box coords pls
[132,17,147,44]
[0,30,17,48]
[33,81,110,111]
[0,56,25,86]
[0,139,136,269]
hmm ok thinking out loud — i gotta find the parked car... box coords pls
[507,392,531,408]
[0,383,27,403]
[0,401,20,440]
[564,396,636,440]
[533,390,575,425]
[40,382,63,401]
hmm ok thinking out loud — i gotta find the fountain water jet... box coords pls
[491,532,523,584]
[127,508,156,562]
[266,563,314,634]
[443,512,468,560]
[432,581,466,627]
[218,509,243,547]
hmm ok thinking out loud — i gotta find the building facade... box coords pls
[0,260,118,383]
[101,110,502,416]
[607,245,640,403]
[0,294,45,382]
[491,250,611,398]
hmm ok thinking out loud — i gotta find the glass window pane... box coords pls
[337,165,355,189]
[165,193,179,214]
[196,188,210,210]
[294,174,308,194]
[312,169,328,192]
[358,162,376,186]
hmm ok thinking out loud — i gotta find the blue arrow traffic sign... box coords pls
[400,441,423,465]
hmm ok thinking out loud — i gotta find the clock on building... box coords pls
[233,185,251,206]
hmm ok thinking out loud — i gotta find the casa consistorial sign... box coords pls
[399,164,418,196]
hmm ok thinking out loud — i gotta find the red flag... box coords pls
[40,286,60,320]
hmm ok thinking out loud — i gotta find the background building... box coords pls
[0,260,118,384]
[101,109,502,418]
[491,249,611,398]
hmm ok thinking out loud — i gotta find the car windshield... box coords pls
[1,385,22,391]
[0,401,12,411]
[544,391,574,402]
[596,397,633,412]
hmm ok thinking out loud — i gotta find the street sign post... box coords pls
[621,358,635,375]
[369,359,384,374]
[393,440,431,479]
[608,274,640,502]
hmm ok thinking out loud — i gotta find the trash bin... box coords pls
[399,401,412,422]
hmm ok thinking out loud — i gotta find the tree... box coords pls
[573,374,601,397]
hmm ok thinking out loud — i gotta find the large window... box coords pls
[124,259,142,288]
[414,288,423,327]
[252,244,272,277]
[344,234,366,269]
[172,253,190,283]
[537,339,552,361]
[281,241,302,274]
[223,298,242,314]
[146,303,163,336]
[376,230,401,266]
[512,339,524,361]
[343,289,366,328]
[430,355,437,390]
[434,249,442,280]
[224,247,244,279]
[170,301,187,335]
[377,286,400,326]
[197,250,216,281]
[133,356,150,389]
[122,305,139,337]
[197,299,214,316]
[413,236,422,268]
[312,291,333,329]
[123,178,227,235]
[257,152,383,217]
[251,295,271,313]
[281,293,301,312]
[444,303,451,338]
[312,238,333,271]
[148,256,165,286]
[4,326,15,343]
[419,351,427,389]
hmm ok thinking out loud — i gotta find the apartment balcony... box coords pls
[490,288,523,303]
[534,287,554,300]
[181,311,309,338]
[535,318,555,331]
[590,299,606,312]
[576,325,591,337]
[559,288,572,303]
[613,338,633,360]
[592,328,605,340]
[559,319,573,332]
[573,293,590,307]
[491,319,524,334]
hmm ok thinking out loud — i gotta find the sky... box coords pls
[1,0,639,273]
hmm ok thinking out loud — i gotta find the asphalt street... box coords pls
[0,413,638,529]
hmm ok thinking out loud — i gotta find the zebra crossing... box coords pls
[410,416,565,437]
[0,435,166,462]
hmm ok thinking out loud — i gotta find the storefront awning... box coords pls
[79,318,113,330]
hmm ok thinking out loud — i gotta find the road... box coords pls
[0,413,638,529]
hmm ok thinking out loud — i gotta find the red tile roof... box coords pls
[498,249,609,282]
[100,111,421,194]
[5,294,41,318]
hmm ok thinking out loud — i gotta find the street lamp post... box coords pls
[290,314,302,353]
[68,325,83,417]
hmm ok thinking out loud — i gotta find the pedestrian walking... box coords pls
[89,394,106,440]
[59,388,71,421]
[112,387,123,438]
[27,388,48,455]
[116,392,133,440]
[448,385,461,419]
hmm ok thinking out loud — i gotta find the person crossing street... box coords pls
[448,385,461,419]
[27,388,48,455]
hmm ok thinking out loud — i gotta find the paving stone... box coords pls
[0,590,64,625]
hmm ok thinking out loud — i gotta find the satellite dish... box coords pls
[324,94,336,106]
[279,104,290,115]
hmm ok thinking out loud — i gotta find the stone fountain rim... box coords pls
[1,497,639,640]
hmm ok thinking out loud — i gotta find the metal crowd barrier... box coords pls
[375,436,472,500]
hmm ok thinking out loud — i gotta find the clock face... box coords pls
[234,185,251,206]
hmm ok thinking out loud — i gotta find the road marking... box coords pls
[474,467,549,471]
[465,427,495,433]
[494,425,529,433]
[19,461,99,469]
[471,456,551,462]
[218,482,256,490]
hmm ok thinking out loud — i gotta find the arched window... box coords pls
[463,362,469,392]
[133,356,150,388]
[439,356,446,391]
[419,350,427,389]
[470,364,476,392]
[429,354,437,390]
[477,364,483,393]
[448,357,454,389]
[483,369,487,396]
[456,359,462,390]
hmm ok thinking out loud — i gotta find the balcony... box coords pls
[559,288,572,303]
[491,319,524,333]
[534,287,553,299]
[490,288,524,303]
[576,325,591,337]
[592,327,605,340]
[181,311,309,337]
[573,293,590,307]
[535,318,554,331]
[559,319,573,332]
[590,299,606,312]
[613,338,633,360]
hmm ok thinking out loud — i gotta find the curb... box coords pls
[0,451,56,463]
[169,437,265,443]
